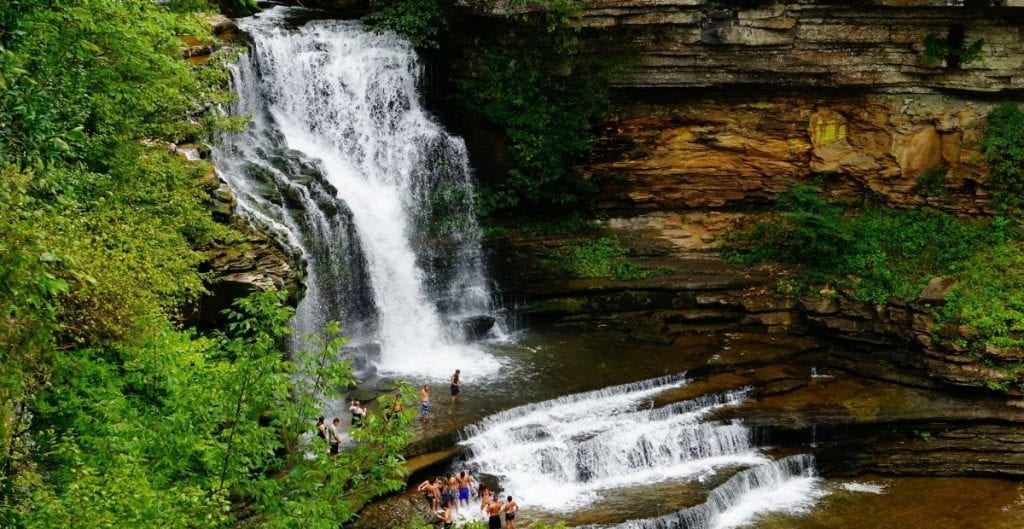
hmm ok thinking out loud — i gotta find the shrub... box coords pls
[545,237,666,281]
[980,104,1024,212]
[363,0,449,49]
[726,185,995,303]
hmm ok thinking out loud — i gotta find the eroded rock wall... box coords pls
[586,93,1001,213]
[544,1,1024,214]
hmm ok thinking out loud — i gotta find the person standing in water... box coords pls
[450,369,462,403]
[503,496,518,529]
[315,416,328,449]
[328,417,343,460]
[416,478,437,511]
[457,470,472,509]
[446,473,460,513]
[419,385,430,422]
[435,503,453,529]
[486,496,503,529]
[349,399,366,427]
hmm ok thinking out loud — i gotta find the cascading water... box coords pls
[461,374,824,528]
[213,7,501,378]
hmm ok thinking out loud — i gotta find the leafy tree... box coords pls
[0,1,416,527]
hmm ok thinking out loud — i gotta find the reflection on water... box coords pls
[753,476,1024,529]
[358,329,1024,529]
[400,330,699,442]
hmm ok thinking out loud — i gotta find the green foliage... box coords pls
[458,26,615,215]
[980,104,1024,212]
[0,1,416,527]
[913,167,948,197]
[4,294,415,529]
[364,0,449,49]
[922,33,984,67]
[545,237,666,281]
[517,212,595,237]
[942,242,1024,347]
[726,185,996,303]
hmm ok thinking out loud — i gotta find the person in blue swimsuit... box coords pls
[419,385,430,422]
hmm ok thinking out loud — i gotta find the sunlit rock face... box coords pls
[468,1,1023,215]
[584,94,999,215]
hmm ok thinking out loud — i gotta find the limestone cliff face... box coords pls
[570,1,1024,92]
[586,93,998,213]
[524,1,1024,213]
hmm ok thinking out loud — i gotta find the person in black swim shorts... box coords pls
[486,496,502,529]
[450,369,461,402]
[503,496,518,529]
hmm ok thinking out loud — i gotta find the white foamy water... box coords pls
[598,455,823,529]
[462,374,825,526]
[214,7,501,379]
[840,481,886,494]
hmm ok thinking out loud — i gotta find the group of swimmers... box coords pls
[416,471,518,529]
[315,393,408,456]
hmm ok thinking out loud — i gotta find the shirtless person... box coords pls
[419,385,430,422]
[457,470,472,509]
[450,369,462,403]
[486,496,503,529]
[435,503,453,529]
[503,496,519,529]
[446,473,460,513]
[416,478,437,511]
[479,486,492,518]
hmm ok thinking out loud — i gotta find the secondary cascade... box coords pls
[461,374,824,528]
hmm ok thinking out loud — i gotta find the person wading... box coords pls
[503,496,519,529]
[315,416,328,450]
[419,385,430,422]
[328,417,343,460]
[457,470,472,509]
[450,369,462,403]
[349,399,365,427]
[486,496,503,529]
[436,503,453,529]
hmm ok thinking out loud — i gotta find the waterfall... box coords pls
[461,375,824,526]
[597,455,822,529]
[213,7,500,378]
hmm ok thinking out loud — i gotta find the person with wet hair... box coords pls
[315,416,328,448]
[419,385,430,422]
[479,485,492,518]
[486,495,503,529]
[416,478,437,511]
[446,473,460,512]
[457,470,472,508]
[503,496,518,529]
[450,369,462,402]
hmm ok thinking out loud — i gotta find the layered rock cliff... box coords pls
[471,0,1024,477]
[463,0,1024,213]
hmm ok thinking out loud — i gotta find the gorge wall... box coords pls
[469,1,1024,477]
[463,0,1024,214]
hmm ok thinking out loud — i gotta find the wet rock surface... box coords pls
[485,217,1024,480]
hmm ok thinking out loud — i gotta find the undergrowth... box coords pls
[545,237,668,281]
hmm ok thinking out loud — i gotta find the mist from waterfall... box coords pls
[213,7,501,378]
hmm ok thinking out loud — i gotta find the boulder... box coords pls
[919,276,957,303]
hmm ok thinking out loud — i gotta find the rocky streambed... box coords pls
[350,217,1024,528]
